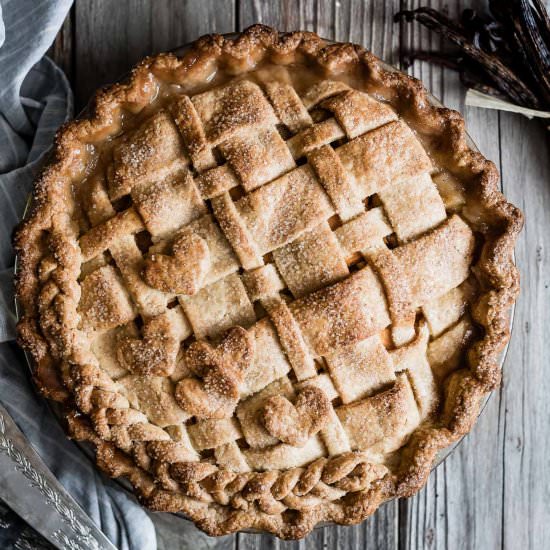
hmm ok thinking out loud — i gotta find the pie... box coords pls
[14,25,522,538]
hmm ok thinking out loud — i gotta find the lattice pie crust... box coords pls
[14,26,522,538]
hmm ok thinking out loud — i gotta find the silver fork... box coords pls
[0,403,117,550]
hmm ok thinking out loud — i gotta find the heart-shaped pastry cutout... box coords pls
[262,386,331,447]
[116,313,179,376]
[143,229,210,295]
[175,326,254,419]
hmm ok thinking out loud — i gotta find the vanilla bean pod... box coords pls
[488,1,550,105]
[515,0,550,102]
[395,3,550,111]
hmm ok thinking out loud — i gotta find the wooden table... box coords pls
[49,1,550,549]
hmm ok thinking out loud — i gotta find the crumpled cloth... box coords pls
[0,1,156,548]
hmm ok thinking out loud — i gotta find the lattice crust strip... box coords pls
[15,30,522,539]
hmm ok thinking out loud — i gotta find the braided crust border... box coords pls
[14,25,522,538]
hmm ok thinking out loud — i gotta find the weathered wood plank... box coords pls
[398,2,550,549]
[238,5,321,550]
[73,5,237,549]
[330,5,401,550]
[74,0,236,109]
[150,0,237,53]
[237,2,399,549]
[498,112,550,550]
[397,1,510,549]
[238,5,335,547]
[335,0,401,67]
[46,6,74,83]
[237,0,346,39]
[149,512,236,550]
[74,0,152,109]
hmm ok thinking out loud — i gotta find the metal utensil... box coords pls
[0,403,117,550]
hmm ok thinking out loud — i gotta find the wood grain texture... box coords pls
[238,5,400,549]
[498,111,550,550]
[398,2,550,549]
[49,1,550,548]
[398,2,507,549]
[71,3,238,547]
[73,0,236,109]
[46,9,74,82]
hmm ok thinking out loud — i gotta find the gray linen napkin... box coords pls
[0,1,157,548]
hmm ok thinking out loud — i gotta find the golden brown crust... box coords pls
[13,24,522,538]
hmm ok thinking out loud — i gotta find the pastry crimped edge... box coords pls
[13,25,523,538]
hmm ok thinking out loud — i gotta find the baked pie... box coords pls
[14,25,522,538]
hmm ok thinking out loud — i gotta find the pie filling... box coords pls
[15,27,521,538]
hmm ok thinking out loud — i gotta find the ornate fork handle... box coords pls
[0,403,116,550]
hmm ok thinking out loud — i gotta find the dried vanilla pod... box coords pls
[395,2,550,111]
